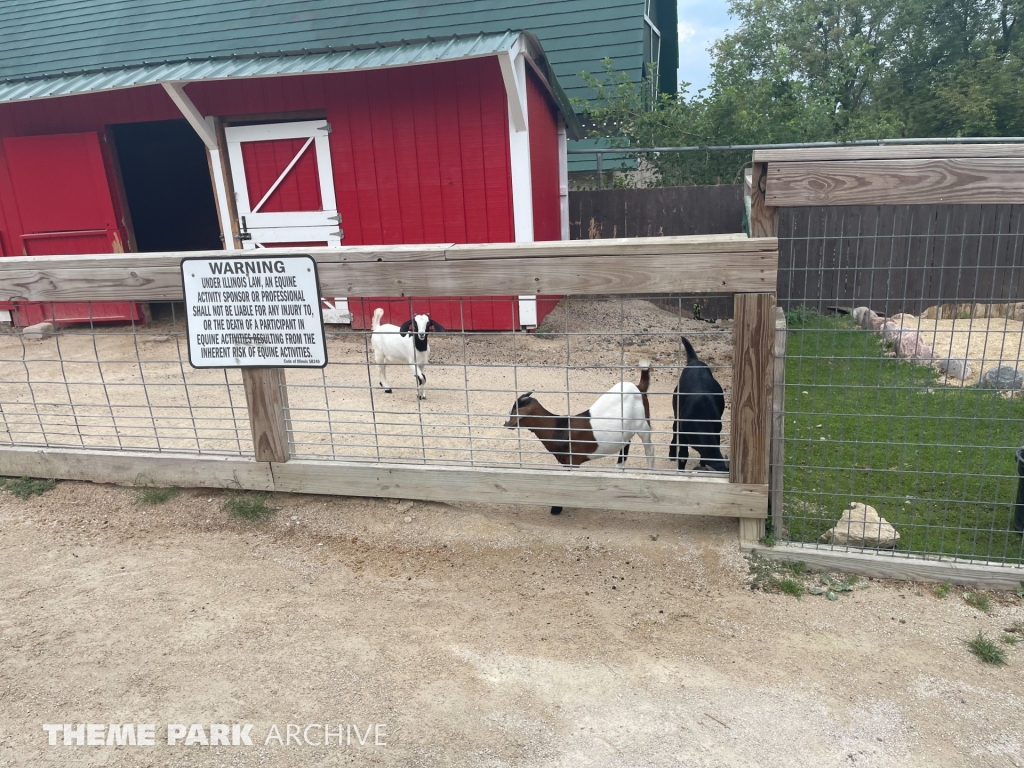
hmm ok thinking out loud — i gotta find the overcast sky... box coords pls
[675,0,736,95]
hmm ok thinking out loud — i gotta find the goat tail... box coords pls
[680,336,699,364]
[637,359,652,392]
[371,307,384,331]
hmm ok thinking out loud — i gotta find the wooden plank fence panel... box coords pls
[777,205,1024,316]
[766,158,1024,207]
[568,186,744,239]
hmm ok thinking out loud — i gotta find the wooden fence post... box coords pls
[242,368,290,463]
[731,292,775,542]
[749,162,778,238]
[770,307,787,537]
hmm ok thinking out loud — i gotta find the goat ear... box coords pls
[399,320,413,337]
[518,391,534,401]
[427,319,445,333]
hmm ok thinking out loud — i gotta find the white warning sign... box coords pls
[181,255,327,369]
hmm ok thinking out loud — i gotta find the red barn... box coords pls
[0,31,581,329]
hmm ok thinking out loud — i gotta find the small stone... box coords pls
[22,322,55,341]
[893,330,934,362]
[977,366,1024,390]
[935,357,971,380]
[404,516,412,523]
[820,502,901,549]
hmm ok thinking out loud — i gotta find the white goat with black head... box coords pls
[370,307,445,400]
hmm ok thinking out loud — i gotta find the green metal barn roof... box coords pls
[0,31,584,138]
[0,0,676,105]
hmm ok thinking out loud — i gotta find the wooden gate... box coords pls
[224,120,348,322]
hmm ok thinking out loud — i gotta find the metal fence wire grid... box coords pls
[776,203,1024,566]
[0,295,736,478]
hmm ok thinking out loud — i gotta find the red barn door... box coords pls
[2,132,141,325]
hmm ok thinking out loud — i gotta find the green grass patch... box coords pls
[0,476,56,499]
[1002,634,1020,645]
[782,313,1024,563]
[966,633,1009,665]
[136,487,179,505]
[934,582,952,598]
[775,578,806,598]
[964,592,994,613]
[784,560,807,577]
[223,491,277,521]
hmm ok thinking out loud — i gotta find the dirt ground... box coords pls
[898,315,1024,386]
[2,481,1023,768]
[0,299,735,470]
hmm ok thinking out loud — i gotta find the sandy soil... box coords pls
[898,316,1024,386]
[1,481,1023,767]
[0,299,735,471]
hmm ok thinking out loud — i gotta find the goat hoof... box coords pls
[550,506,563,515]
[384,388,393,394]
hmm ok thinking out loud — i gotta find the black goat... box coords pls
[668,336,728,472]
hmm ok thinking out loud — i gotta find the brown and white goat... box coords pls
[504,361,654,514]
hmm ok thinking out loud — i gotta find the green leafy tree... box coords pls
[575,0,1024,187]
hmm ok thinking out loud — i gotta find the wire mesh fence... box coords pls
[0,295,737,478]
[776,204,1024,566]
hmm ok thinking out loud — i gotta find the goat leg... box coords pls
[616,442,631,467]
[378,364,392,394]
[411,363,426,400]
[640,425,655,470]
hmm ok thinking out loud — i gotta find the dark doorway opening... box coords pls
[111,120,222,253]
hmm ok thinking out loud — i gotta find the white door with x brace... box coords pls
[224,120,349,322]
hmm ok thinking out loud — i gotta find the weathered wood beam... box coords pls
[753,143,1024,163]
[743,542,1024,590]
[0,237,779,302]
[770,307,787,536]
[731,292,776,542]
[316,250,776,298]
[242,368,290,463]
[0,446,274,491]
[766,158,1024,207]
[271,460,768,518]
[748,162,778,238]
[0,446,768,519]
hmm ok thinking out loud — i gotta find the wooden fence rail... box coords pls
[0,235,779,538]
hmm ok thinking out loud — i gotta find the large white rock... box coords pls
[851,306,883,330]
[820,502,900,549]
[22,322,55,341]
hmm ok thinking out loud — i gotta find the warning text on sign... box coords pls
[182,256,328,369]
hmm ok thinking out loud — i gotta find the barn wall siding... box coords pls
[0,58,515,257]
[527,70,561,242]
